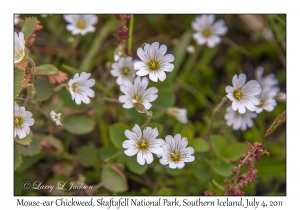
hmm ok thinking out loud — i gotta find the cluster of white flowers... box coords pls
[110,40,188,123]
[225,67,279,131]
[123,124,194,168]
[110,40,192,167]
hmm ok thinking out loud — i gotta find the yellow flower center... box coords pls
[132,95,143,103]
[257,100,264,108]
[137,139,149,151]
[170,152,181,162]
[14,116,23,128]
[147,59,160,71]
[202,28,212,38]
[121,66,131,76]
[71,83,79,92]
[14,49,24,63]
[76,20,87,29]
[233,89,244,100]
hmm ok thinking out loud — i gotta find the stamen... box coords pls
[147,59,160,71]
[233,89,243,100]
[14,116,23,128]
[202,28,212,38]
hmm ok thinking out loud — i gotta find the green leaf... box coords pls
[109,123,129,149]
[223,143,248,161]
[22,17,38,40]
[33,77,53,101]
[101,163,128,193]
[158,187,172,196]
[15,131,33,146]
[64,114,95,135]
[167,30,193,82]
[80,20,119,71]
[79,144,97,167]
[152,89,175,119]
[190,162,210,182]
[125,156,148,175]
[34,64,59,75]
[212,161,235,177]
[210,135,226,158]
[42,135,64,155]
[173,122,195,138]
[14,147,22,170]
[166,167,183,176]
[189,138,209,152]
[212,180,225,191]
[99,147,121,161]
[16,153,44,174]
[17,134,41,156]
[14,67,25,98]
[255,158,285,177]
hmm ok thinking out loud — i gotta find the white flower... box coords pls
[192,14,228,48]
[134,42,174,82]
[111,57,136,85]
[68,72,95,105]
[50,111,63,126]
[63,14,98,36]
[14,14,20,25]
[255,88,277,113]
[167,107,188,124]
[255,66,279,94]
[14,32,26,64]
[123,124,165,165]
[119,76,158,110]
[14,104,34,139]
[225,73,262,114]
[225,106,257,131]
[159,134,195,169]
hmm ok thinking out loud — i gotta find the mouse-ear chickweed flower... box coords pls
[159,134,195,169]
[63,14,98,36]
[123,124,165,165]
[192,15,228,48]
[119,76,158,110]
[225,74,261,114]
[134,42,174,82]
[50,111,63,126]
[225,106,257,131]
[68,72,95,105]
[255,88,277,114]
[166,107,188,124]
[14,104,35,139]
[14,32,26,64]
[255,66,279,94]
[111,56,136,86]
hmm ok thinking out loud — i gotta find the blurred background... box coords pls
[14,14,286,196]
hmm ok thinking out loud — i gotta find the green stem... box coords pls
[223,37,252,58]
[204,96,228,139]
[127,14,134,54]
[141,110,152,130]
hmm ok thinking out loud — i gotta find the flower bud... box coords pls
[166,107,188,124]
[132,99,147,113]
